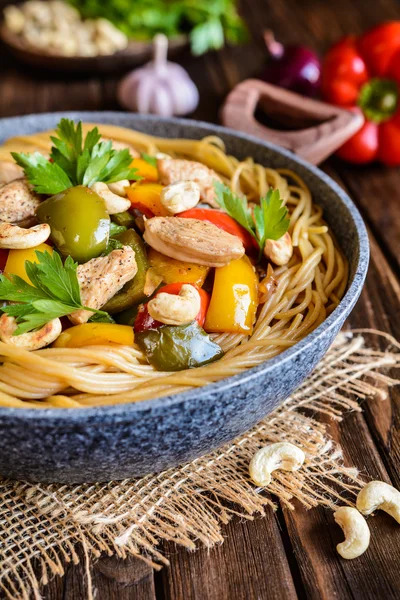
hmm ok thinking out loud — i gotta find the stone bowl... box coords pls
[0,112,369,483]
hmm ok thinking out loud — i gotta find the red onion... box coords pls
[260,31,321,97]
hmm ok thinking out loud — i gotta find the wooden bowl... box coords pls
[0,23,189,73]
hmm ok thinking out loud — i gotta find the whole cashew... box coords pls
[160,181,201,214]
[356,480,400,523]
[0,222,50,249]
[107,179,130,197]
[264,232,293,266]
[91,182,130,214]
[0,314,62,350]
[333,507,370,559]
[147,284,201,326]
[249,442,305,486]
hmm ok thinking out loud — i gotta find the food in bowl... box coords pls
[0,119,348,409]
[3,0,128,57]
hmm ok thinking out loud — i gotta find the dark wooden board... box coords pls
[0,0,399,598]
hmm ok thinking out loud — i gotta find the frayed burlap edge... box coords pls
[0,329,399,600]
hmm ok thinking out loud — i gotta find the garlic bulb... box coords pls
[118,34,199,117]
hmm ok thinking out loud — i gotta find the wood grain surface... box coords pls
[0,0,399,598]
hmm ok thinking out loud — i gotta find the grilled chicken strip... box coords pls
[157,158,222,207]
[144,216,244,267]
[69,246,137,324]
[0,179,42,223]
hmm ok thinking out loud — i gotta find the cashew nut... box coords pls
[91,182,130,214]
[264,232,293,266]
[356,480,400,523]
[147,283,201,326]
[249,442,305,486]
[107,179,130,197]
[333,507,370,559]
[160,181,201,214]
[0,314,62,350]
[0,222,50,249]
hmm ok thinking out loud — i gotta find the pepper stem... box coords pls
[358,78,398,124]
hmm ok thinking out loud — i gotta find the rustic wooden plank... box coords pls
[283,407,400,600]
[278,158,400,598]
[337,163,400,276]
[48,552,157,600]
[161,510,299,600]
[325,165,400,488]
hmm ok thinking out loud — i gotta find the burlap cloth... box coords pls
[1,329,399,600]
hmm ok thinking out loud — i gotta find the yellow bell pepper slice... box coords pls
[130,158,159,182]
[127,182,167,216]
[148,248,210,286]
[53,323,134,348]
[204,256,258,334]
[4,243,53,284]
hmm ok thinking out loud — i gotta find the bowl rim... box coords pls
[0,111,370,420]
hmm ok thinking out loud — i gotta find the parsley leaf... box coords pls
[88,312,116,324]
[11,152,73,195]
[109,222,127,237]
[102,238,124,256]
[141,152,157,167]
[253,189,290,249]
[214,181,254,235]
[0,251,110,335]
[12,119,140,195]
[214,181,289,261]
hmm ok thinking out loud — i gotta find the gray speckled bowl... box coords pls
[0,112,369,483]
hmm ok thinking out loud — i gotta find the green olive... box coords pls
[36,185,110,263]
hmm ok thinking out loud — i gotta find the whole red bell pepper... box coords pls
[322,22,400,165]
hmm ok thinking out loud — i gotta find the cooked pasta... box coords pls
[0,124,348,408]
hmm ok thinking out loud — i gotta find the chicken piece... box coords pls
[144,216,244,268]
[157,158,222,207]
[0,161,24,185]
[0,178,42,223]
[69,246,137,324]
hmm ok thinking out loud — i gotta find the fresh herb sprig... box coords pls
[11,119,140,196]
[0,251,110,334]
[214,181,290,261]
[67,0,248,56]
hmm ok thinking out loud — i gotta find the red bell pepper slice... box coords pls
[134,283,210,333]
[0,250,9,273]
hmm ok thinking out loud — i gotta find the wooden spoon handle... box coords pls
[220,79,364,165]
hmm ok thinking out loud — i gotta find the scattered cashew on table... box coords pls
[249,443,400,560]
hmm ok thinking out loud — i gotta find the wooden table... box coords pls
[1,0,400,598]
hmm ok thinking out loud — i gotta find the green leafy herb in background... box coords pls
[0,251,111,334]
[67,0,248,55]
[214,181,290,261]
[12,119,140,196]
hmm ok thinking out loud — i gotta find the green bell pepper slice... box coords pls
[136,321,224,371]
[102,228,149,314]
